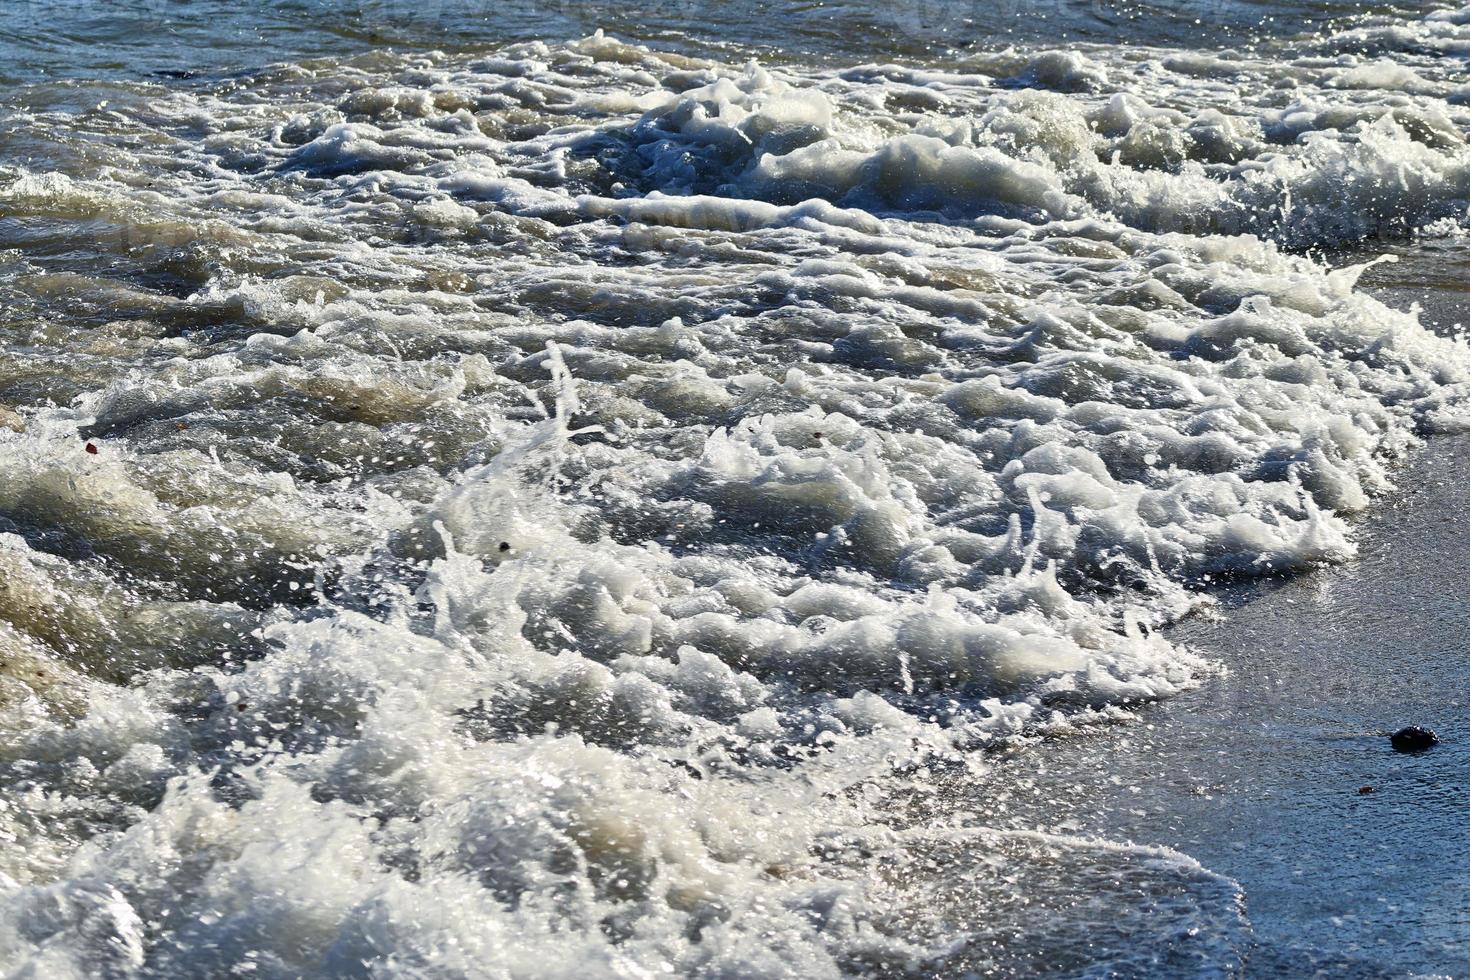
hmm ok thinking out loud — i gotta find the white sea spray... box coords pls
[0,4,1469,974]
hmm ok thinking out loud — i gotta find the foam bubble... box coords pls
[1,6,1469,972]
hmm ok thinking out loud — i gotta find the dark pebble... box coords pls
[1390,726,1440,753]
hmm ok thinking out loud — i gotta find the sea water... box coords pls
[1,1,1469,976]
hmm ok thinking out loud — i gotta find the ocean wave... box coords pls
[1,6,1469,974]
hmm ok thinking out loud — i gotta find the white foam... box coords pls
[1,6,1469,973]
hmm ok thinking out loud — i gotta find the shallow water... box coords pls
[2,1,1470,976]
[0,0,1406,82]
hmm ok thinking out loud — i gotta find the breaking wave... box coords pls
[1,2,1469,975]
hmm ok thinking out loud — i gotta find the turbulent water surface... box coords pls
[2,0,1470,976]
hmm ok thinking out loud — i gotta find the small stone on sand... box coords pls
[1390,726,1439,753]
